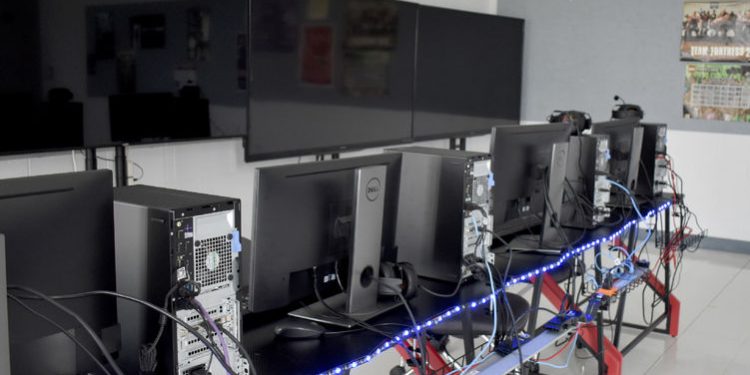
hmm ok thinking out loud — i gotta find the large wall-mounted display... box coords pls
[245,0,418,161]
[412,6,523,140]
[85,0,248,146]
[244,0,524,161]
[0,1,84,155]
[0,0,248,156]
[2,0,522,159]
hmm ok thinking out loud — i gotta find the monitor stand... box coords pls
[507,234,572,255]
[539,142,571,251]
[561,136,598,230]
[626,127,644,195]
[609,126,645,209]
[289,166,401,328]
[507,143,580,254]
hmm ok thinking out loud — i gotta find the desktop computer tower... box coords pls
[114,186,247,375]
[388,147,493,282]
[637,123,668,199]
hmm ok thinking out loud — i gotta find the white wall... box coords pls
[0,0,496,236]
[494,0,742,242]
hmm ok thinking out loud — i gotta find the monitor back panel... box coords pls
[390,147,493,282]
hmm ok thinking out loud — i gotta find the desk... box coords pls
[243,280,492,374]
[242,200,673,375]
[476,198,677,375]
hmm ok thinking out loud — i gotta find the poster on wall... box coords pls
[681,1,750,62]
[684,63,750,122]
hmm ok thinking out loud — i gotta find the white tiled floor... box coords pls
[353,248,750,374]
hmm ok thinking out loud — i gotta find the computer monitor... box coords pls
[561,134,612,229]
[590,118,644,206]
[490,123,573,248]
[0,170,119,374]
[243,154,402,327]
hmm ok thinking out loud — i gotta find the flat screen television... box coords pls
[412,6,523,140]
[244,0,417,161]
[245,2,525,161]
[0,0,248,154]
[0,2,84,155]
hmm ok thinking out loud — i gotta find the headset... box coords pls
[611,95,644,120]
[548,110,592,134]
[378,261,419,299]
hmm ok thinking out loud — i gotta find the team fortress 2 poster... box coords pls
[682,1,750,61]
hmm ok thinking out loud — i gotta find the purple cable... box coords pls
[192,299,232,375]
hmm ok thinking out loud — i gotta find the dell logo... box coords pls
[366,178,381,201]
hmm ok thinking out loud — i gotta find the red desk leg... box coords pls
[537,273,578,311]
[579,324,623,375]
[644,271,681,337]
[395,338,450,374]
[536,273,622,375]
[616,236,681,337]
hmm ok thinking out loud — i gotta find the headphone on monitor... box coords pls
[611,95,644,120]
[378,261,418,299]
[548,110,592,134]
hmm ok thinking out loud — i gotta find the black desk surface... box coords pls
[491,210,640,283]
[241,200,670,374]
[243,279,492,375]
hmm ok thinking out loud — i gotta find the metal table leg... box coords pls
[461,307,475,363]
[527,276,544,337]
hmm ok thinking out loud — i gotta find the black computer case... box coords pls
[114,185,246,374]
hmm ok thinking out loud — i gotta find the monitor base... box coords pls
[288,293,402,328]
[508,235,562,254]
[508,233,577,254]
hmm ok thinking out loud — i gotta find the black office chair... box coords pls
[428,292,530,338]
[419,249,576,372]
[492,247,579,338]
[387,292,528,375]
[410,292,530,374]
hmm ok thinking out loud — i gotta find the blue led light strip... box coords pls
[318,202,671,375]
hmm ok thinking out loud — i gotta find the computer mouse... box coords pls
[274,320,326,340]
